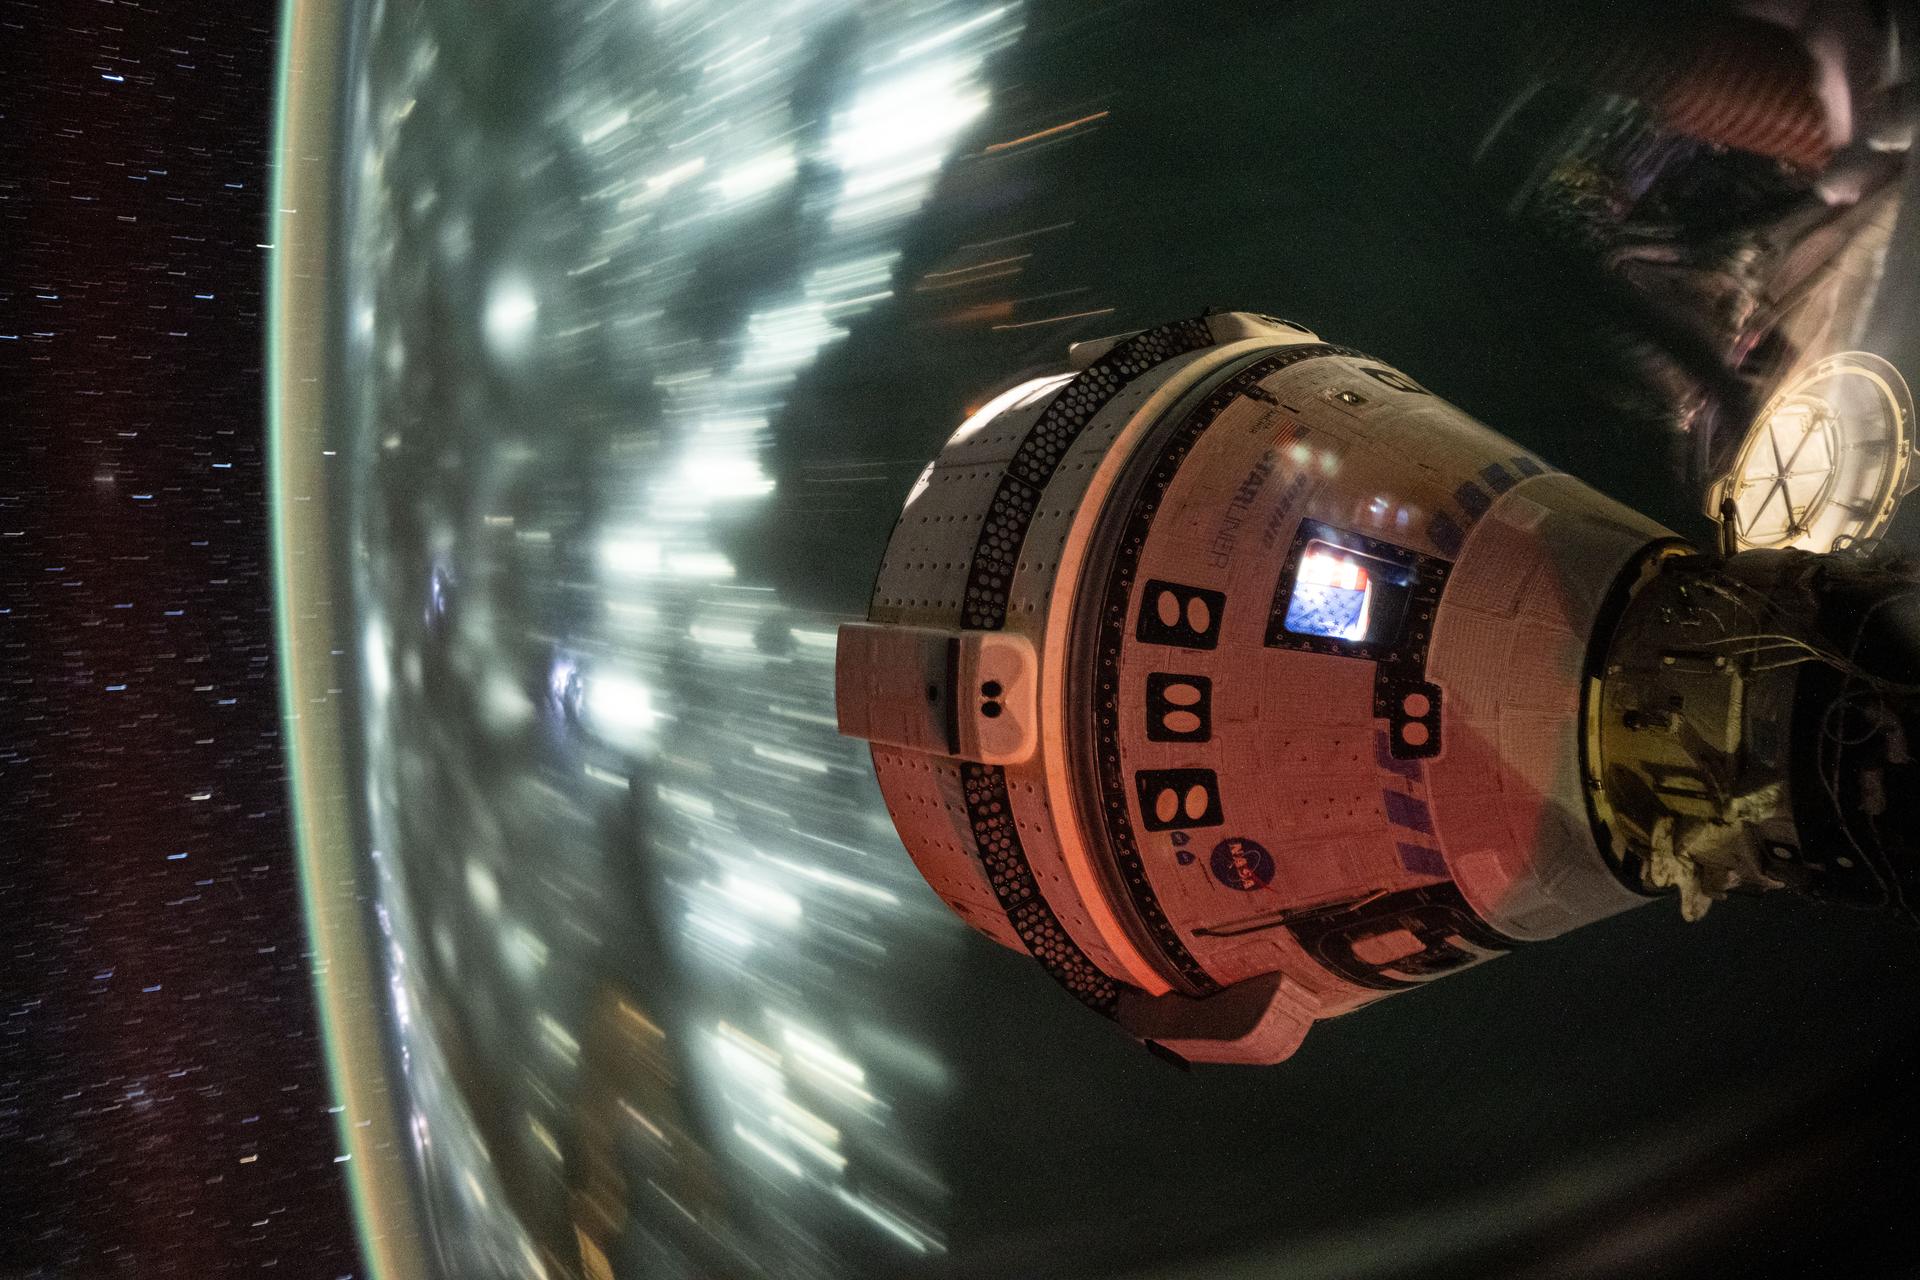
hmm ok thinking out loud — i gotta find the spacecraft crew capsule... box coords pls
[835,312,1920,1065]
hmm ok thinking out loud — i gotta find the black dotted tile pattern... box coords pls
[1092,343,1362,996]
[950,316,1216,1014]
[961,317,1216,630]
[962,763,1119,1013]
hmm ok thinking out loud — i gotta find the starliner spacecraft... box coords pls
[835,311,1920,1065]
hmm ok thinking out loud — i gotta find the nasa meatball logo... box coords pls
[1210,837,1274,892]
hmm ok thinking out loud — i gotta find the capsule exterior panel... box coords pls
[838,314,1675,1062]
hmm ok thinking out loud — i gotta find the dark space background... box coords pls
[1,1,360,1274]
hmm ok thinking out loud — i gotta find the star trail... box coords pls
[2,2,358,1274]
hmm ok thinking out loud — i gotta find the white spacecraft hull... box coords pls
[840,313,1681,1063]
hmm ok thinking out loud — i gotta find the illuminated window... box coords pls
[1281,540,1412,646]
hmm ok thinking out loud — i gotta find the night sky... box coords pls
[3,2,360,1274]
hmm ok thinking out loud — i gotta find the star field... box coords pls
[2,2,359,1274]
